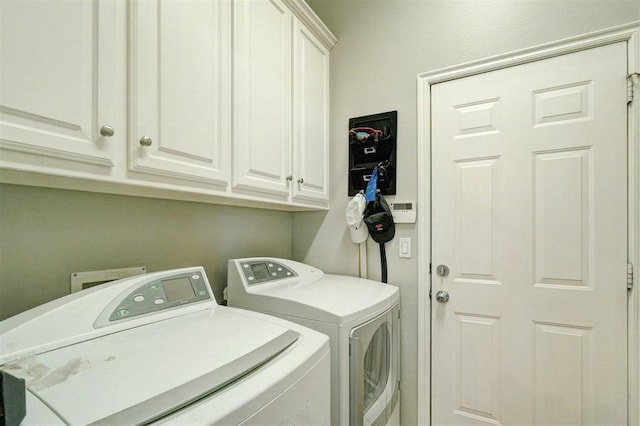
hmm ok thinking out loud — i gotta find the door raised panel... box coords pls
[456,313,501,424]
[130,0,231,186]
[454,98,501,138]
[533,82,593,127]
[534,149,593,288]
[292,19,330,203]
[233,0,292,197]
[533,322,593,425]
[454,158,500,282]
[0,0,118,170]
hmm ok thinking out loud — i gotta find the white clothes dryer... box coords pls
[227,258,400,426]
[0,267,330,425]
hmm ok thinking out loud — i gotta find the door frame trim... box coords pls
[416,21,640,425]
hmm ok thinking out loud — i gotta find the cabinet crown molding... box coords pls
[283,0,337,50]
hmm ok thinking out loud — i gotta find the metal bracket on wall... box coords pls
[71,266,147,293]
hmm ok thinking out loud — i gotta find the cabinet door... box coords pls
[292,19,330,204]
[0,0,122,173]
[130,0,231,186]
[233,0,292,198]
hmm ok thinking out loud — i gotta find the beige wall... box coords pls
[0,183,292,319]
[296,1,640,424]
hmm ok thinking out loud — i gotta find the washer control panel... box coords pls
[108,271,210,322]
[241,261,297,285]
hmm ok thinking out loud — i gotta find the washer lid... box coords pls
[2,308,298,425]
[246,274,399,324]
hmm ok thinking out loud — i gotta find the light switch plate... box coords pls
[399,237,411,258]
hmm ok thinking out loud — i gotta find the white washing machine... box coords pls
[0,267,330,425]
[227,258,400,426]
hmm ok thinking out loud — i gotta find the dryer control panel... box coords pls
[240,261,297,285]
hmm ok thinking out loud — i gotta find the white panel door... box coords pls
[130,0,231,186]
[233,0,292,197]
[0,0,120,171]
[431,42,628,425]
[291,18,330,204]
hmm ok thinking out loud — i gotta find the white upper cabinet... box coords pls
[291,18,330,204]
[0,0,125,175]
[233,0,293,198]
[233,0,335,206]
[0,0,334,211]
[129,0,231,187]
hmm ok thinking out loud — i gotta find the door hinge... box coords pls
[628,73,639,105]
[628,263,634,290]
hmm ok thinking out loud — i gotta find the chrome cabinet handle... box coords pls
[435,290,449,304]
[297,178,304,184]
[100,125,115,137]
[139,136,153,147]
[286,176,293,181]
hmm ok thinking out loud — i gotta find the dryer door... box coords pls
[349,303,399,426]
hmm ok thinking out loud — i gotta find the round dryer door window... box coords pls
[349,303,400,426]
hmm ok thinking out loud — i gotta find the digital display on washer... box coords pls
[251,263,270,281]
[162,277,196,303]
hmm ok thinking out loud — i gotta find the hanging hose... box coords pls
[380,243,387,283]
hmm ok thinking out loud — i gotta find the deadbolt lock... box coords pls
[436,264,449,277]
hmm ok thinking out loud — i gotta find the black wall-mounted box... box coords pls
[348,111,397,196]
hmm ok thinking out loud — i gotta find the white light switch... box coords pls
[399,237,411,258]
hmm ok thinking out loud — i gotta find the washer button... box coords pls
[149,283,160,291]
[192,274,200,280]
[116,308,130,318]
[154,298,165,305]
[133,295,145,303]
